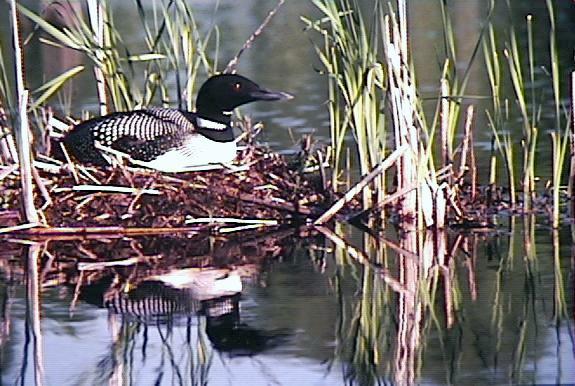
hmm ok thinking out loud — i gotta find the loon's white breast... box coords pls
[129,134,238,172]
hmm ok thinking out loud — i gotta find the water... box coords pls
[1,223,573,385]
[1,1,575,385]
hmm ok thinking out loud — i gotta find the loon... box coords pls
[62,74,293,172]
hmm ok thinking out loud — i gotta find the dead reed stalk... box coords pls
[16,90,39,223]
[87,0,108,115]
[11,0,39,224]
[314,145,407,224]
[383,11,422,231]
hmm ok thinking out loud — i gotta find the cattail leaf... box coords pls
[31,66,85,108]
[126,53,166,62]
[17,4,83,50]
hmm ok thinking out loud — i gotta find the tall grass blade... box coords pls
[17,4,83,50]
[0,39,14,119]
[31,66,85,109]
[306,0,387,204]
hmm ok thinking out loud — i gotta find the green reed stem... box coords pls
[304,0,386,205]
[546,0,567,228]
[18,0,217,115]
[550,130,569,228]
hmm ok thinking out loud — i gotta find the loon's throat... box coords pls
[178,110,234,142]
[196,123,235,142]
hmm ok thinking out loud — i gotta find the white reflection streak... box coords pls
[395,230,421,386]
[108,311,124,386]
[27,243,45,386]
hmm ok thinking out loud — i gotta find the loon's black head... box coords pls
[195,74,293,122]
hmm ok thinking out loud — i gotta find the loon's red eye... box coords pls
[233,82,242,91]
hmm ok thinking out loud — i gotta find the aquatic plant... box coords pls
[307,0,575,230]
[305,3,496,233]
[17,0,217,113]
[302,0,387,210]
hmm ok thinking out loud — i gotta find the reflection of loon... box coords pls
[101,268,242,322]
[148,268,243,300]
[204,304,289,357]
[104,281,234,324]
[91,278,289,356]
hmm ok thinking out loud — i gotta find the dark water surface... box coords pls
[1,1,575,385]
[0,222,573,385]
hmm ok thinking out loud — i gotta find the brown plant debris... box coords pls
[0,145,351,230]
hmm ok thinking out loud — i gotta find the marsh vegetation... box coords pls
[0,0,573,385]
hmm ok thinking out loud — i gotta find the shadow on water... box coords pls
[0,218,573,385]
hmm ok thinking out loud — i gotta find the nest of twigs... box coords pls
[0,144,343,230]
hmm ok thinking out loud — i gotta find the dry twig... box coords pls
[224,0,285,74]
[315,145,408,224]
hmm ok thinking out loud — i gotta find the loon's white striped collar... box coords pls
[196,117,228,131]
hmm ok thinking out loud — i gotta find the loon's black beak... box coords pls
[250,89,294,101]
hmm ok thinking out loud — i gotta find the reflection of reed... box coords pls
[463,234,478,301]
[572,226,575,324]
[321,225,424,384]
[25,242,45,386]
[325,223,479,385]
[0,240,19,348]
[552,229,568,321]
[395,231,421,386]
[0,284,9,347]
[511,216,534,383]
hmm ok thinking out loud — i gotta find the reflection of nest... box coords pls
[1,146,334,228]
[34,228,309,312]
[46,227,300,287]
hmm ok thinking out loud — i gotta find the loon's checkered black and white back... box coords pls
[63,108,235,171]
